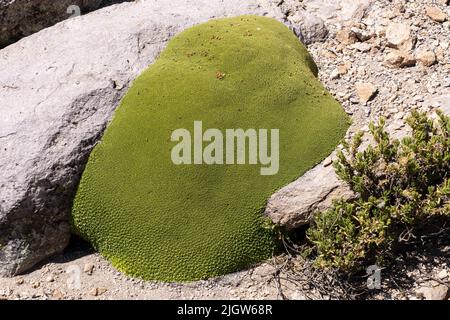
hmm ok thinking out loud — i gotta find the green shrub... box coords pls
[307,110,450,272]
[71,15,349,281]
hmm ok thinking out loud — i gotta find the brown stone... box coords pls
[417,51,437,67]
[384,50,416,68]
[336,28,358,45]
[426,6,448,22]
[356,82,378,103]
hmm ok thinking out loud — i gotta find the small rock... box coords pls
[356,82,378,103]
[0,287,12,298]
[31,281,40,289]
[386,22,416,51]
[384,50,416,68]
[45,275,55,283]
[351,27,375,41]
[351,42,372,52]
[330,69,340,80]
[417,51,437,67]
[437,269,448,280]
[331,63,351,79]
[321,49,338,59]
[83,263,95,275]
[349,96,360,104]
[88,288,99,296]
[15,278,24,285]
[89,287,108,297]
[322,157,333,167]
[416,283,449,300]
[337,63,351,75]
[52,289,65,300]
[426,6,447,23]
[335,28,358,45]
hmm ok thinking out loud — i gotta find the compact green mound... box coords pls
[72,15,349,281]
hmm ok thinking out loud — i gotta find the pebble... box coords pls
[384,50,416,68]
[417,51,437,66]
[52,289,65,300]
[335,28,358,45]
[386,22,416,51]
[351,42,372,52]
[88,287,108,297]
[45,275,55,283]
[425,6,448,23]
[83,263,95,275]
[356,82,378,103]
[437,269,448,279]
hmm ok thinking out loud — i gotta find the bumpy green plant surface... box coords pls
[307,110,450,272]
[72,15,349,281]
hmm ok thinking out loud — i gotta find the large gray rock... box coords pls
[0,0,284,277]
[0,0,134,48]
[265,153,355,229]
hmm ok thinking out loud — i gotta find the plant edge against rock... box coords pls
[71,15,349,282]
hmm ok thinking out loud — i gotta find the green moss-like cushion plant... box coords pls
[71,15,349,281]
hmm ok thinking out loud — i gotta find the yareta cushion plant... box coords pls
[71,15,349,281]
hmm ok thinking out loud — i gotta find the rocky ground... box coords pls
[0,235,448,300]
[1,0,449,300]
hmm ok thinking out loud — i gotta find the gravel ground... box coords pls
[0,239,305,300]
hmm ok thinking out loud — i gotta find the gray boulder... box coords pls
[0,0,133,48]
[0,0,284,276]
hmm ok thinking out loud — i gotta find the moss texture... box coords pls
[71,15,349,281]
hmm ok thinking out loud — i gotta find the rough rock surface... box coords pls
[0,0,283,277]
[425,93,450,115]
[0,0,133,48]
[265,153,355,229]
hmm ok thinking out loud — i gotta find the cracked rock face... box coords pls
[0,0,134,48]
[0,0,283,277]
